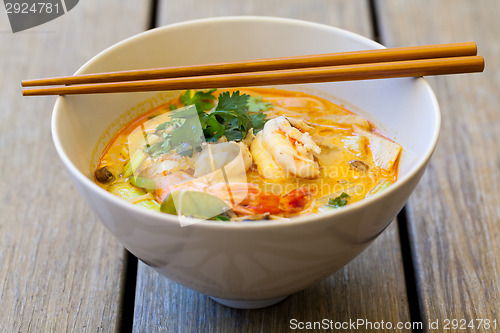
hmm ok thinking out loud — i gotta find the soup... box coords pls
[94,88,402,221]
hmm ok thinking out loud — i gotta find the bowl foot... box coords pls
[209,295,288,309]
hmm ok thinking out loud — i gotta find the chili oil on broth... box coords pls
[94,87,401,219]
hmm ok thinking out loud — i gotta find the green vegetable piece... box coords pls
[366,180,393,198]
[130,176,156,190]
[137,199,161,211]
[108,182,146,199]
[160,193,177,215]
[215,215,231,222]
[328,192,350,208]
[122,163,132,178]
[123,150,147,178]
[108,182,159,211]
[160,190,229,219]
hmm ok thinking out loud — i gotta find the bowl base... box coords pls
[209,295,288,309]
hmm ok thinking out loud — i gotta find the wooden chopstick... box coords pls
[22,42,477,87]
[22,44,484,96]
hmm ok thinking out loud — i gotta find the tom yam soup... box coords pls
[93,88,402,221]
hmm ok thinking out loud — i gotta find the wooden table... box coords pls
[1,0,498,332]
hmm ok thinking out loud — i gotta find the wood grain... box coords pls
[132,1,411,332]
[377,0,500,330]
[0,1,151,332]
[157,0,373,38]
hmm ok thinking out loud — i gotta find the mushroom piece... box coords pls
[94,166,115,184]
[349,160,370,173]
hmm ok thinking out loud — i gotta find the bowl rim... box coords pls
[51,15,441,230]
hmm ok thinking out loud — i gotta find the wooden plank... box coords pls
[157,0,372,39]
[0,1,151,332]
[377,0,500,330]
[132,1,411,332]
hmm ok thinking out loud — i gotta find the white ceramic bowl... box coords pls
[52,17,440,309]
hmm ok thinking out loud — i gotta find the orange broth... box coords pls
[94,88,401,219]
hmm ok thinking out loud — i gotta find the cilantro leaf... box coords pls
[249,112,268,133]
[145,90,270,158]
[328,192,350,208]
[203,114,226,142]
[215,90,249,112]
[180,89,217,112]
[224,128,244,142]
[204,91,264,141]
[144,105,204,157]
[215,110,252,133]
[248,96,272,113]
[247,96,271,133]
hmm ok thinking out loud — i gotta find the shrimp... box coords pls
[147,141,254,203]
[250,132,287,181]
[251,116,321,180]
[153,171,207,202]
[207,183,316,215]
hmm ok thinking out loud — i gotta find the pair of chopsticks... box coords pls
[22,42,484,96]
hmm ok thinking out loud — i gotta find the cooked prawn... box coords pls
[250,132,286,181]
[154,171,207,202]
[251,116,321,180]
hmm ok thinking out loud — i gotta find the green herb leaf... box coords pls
[215,90,249,112]
[211,110,251,137]
[144,105,204,157]
[248,96,272,113]
[249,112,268,133]
[203,114,226,142]
[180,89,217,112]
[203,91,266,141]
[328,192,350,208]
[215,215,231,221]
[145,90,270,158]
